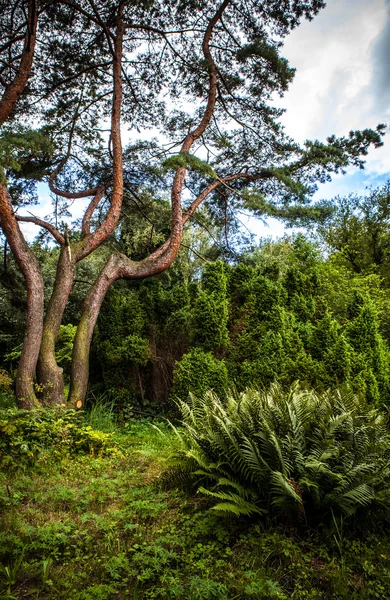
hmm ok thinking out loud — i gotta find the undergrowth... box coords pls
[1,410,390,599]
[161,384,390,524]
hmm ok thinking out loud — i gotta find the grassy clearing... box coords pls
[1,420,390,599]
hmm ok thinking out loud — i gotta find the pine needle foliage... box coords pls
[163,383,390,524]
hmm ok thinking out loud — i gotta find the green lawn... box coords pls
[1,420,390,599]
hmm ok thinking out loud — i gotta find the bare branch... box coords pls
[180,242,209,262]
[183,169,274,224]
[15,214,65,245]
[81,186,105,237]
[0,0,38,125]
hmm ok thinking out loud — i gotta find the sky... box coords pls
[253,0,390,237]
[20,0,390,241]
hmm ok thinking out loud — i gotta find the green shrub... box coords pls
[191,261,229,352]
[0,369,13,394]
[171,348,229,401]
[55,324,77,374]
[191,290,229,351]
[164,383,390,525]
[0,408,118,471]
[0,370,15,409]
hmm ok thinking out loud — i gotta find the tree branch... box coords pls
[15,214,65,245]
[182,170,273,224]
[166,0,231,272]
[180,242,209,262]
[74,10,124,261]
[0,0,38,125]
[81,186,106,237]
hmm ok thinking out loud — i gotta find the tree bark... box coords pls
[69,253,125,407]
[68,247,184,408]
[37,244,75,405]
[0,0,38,126]
[0,184,44,407]
[31,11,125,406]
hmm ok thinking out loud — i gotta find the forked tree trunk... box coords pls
[0,184,44,408]
[37,244,75,405]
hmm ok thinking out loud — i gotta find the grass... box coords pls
[1,419,390,599]
[84,393,117,433]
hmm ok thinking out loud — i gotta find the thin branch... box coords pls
[81,186,106,237]
[180,242,209,262]
[87,0,116,56]
[73,278,94,286]
[15,214,65,245]
[29,61,112,106]
[0,34,25,54]
[183,169,273,224]
[48,77,97,198]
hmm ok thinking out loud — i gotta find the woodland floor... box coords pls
[1,421,390,600]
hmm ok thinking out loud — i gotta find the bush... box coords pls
[191,261,229,351]
[171,348,229,401]
[0,407,118,471]
[0,369,13,394]
[164,383,390,525]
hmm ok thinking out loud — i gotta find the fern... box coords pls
[161,383,390,525]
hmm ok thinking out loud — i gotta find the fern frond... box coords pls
[270,471,303,510]
[162,383,390,525]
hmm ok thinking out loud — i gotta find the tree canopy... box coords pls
[0,0,385,408]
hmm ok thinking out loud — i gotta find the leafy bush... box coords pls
[191,261,229,352]
[171,348,229,401]
[0,370,15,409]
[0,408,118,470]
[0,369,13,394]
[55,324,77,374]
[164,383,390,525]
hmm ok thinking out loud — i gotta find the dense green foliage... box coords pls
[191,262,229,352]
[319,182,390,282]
[89,236,390,410]
[0,407,118,471]
[164,384,390,523]
[3,232,390,411]
[2,415,390,599]
[171,349,229,401]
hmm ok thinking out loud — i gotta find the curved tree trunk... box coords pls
[68,1,232,409]
[69,240,185,408]
[37,244,75,405]
[0,184,44,408]
[69,253,125,407]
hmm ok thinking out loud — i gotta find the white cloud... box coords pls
[278,0,387,143]
[246,0,390,240]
